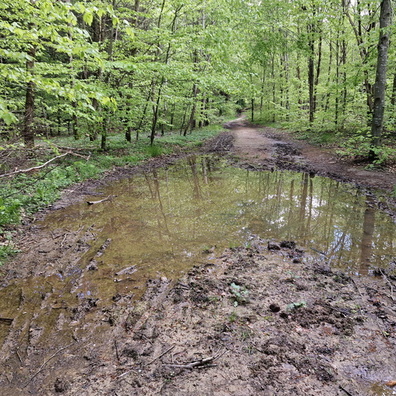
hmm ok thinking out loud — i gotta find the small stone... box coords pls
[269,304,281,313]
[280,241,296,249]
[268,242,280,250]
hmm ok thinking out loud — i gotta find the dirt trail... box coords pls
[1,119,396,395]
[228,118,277,162]
[226,117,396,193]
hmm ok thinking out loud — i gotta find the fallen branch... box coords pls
[0,152,70,177]
[87,195,114,205]
[0,150,90,178]
[165,349,226,370]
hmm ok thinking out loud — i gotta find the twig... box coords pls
[0,318,13,324]
[60,233,69,248]
[350,278,364,299]
[165,349,226,370]
[339,385,353,396]
[115,265,137,276]
[23,343,73,388]
[380,270,395,302]
[117,367,138,379]
[87,195,114,205]
[145,345,175,367]
[114,340,120,363]
[16,349,23,364]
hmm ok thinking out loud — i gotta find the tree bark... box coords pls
[23,46,36,148]
[370,0,392,148]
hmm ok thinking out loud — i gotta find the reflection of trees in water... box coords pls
[359,197,375,275]
[187,156,202,200]
[46,156,396,274]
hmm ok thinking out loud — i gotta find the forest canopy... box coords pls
[0,0,394,151]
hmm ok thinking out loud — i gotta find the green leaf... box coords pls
[0,110,17,125]
[83,11,93,26]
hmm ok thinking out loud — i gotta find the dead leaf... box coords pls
[385,381,396,387]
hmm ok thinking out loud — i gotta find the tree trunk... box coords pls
[183,84,198,136]
[391,73,396,107]
[125,126,132,142]
[370,0,392,148]
[308,42,315,124]
[23,46,36,148]
[345,0,375,119]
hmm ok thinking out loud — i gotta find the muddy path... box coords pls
[1,120,396,395]
[225,117,396,193]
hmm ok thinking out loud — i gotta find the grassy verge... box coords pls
[0,124,225,264]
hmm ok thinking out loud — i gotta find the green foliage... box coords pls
[336,130,396,166]
[230,282,250,306]
[287,301,307,311]
[146,145,163,157]
[0,197,21,226]
[0,122,225,266]
[0,231,19,265]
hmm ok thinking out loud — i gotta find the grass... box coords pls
[0,124,224,265]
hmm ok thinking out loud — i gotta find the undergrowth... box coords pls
[282,125,396,167]
[0,124,224,264]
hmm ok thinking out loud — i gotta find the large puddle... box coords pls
[1,155,396,394]
[46,154,395,277]
[1,155,395,325]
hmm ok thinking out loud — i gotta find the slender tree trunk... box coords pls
[308,40,315,124]
[335,44,340,129]
[345,0,374,119]
[271,54,276,122]
[371,0,392,148]
[101,116,108,150]
[359,197,375,275]
[23,46,36,148]
[125,126,132,142]
[184,84,198,136]
[260,64,266,116]
[391,73,396,107]
[150,2,182,145]
[307,16,316,125]
[323,41,333,114]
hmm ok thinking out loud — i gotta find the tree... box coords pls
[370,0,392,148]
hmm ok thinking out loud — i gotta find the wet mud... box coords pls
[2,242,396,395]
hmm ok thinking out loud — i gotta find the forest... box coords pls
[0,0,395,256]
[2,2,396,394]
[0,0,394,152]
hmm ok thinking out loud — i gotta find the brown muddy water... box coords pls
[45,154,395,277]
[4,153,390,323]
[0,155,396,395]
[1,155,395,322]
